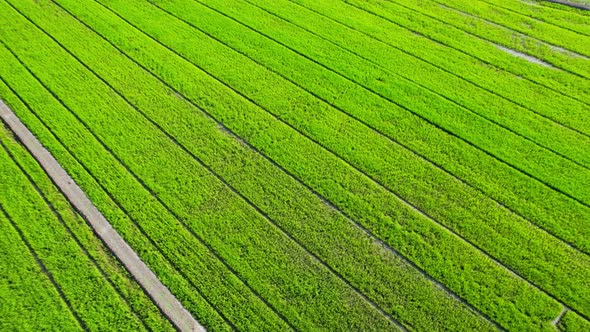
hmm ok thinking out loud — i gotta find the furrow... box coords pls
[0,139,153,332]
[151,0,590,257]
[0,2,404,329]
[0,74,234,332]
[0,36,292,332]
[52,0,590,326]
[0,205,88,332]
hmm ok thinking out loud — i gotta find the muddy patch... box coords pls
[495,44,556,67]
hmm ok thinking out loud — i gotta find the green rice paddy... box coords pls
[1,0,589,330]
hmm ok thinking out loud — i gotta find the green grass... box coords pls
[0,1,412,330]
[0,210,81,331]
[413,0,590,57]
[374,0,590,80]
[84,0,590,318]
[0,76,235,331]
[559,311,590,332]
[0,124,175,331]
[476,0,590,36]
[296,0,590,135]
[341,0,590,104]
[1,0,589,330]
[177,0,590,251]
[193,2,590,208]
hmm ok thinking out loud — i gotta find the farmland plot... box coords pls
[1,0,589,331]
[0,124,174,331]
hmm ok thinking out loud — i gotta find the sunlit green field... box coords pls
[0,124,174,331]
[1,0,589,330]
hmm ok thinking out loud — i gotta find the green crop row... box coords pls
[236,0,590,194]
[0,8,288,329]
[380,0,590,79]
[544,1,590,16]
[476,0,590,35]
[0,208,81,331]
[0,125,176,332]
[145,0,590,257]
[91,0,590,318]
[559,311,590,332]
[4,0,590,328]
[411,0,590,57]
[62,3,585,320]
[0,2,409,330]
[27,0,581,329]
[337,0,590,105]
[104,0,590,312]
[280,0,590,139]
[0,129,156,331]
[146,3,583,245]
[0,1,497,330]
[0,76,234,332]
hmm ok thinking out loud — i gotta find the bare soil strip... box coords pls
[0,99,205,332]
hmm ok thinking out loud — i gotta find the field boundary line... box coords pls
[107,1,590,317]
[80,0,583,321]
[477,0,590,36]
[19,2,402,327]
[276,0,590,170]
[55,1,501,327]
[384,0,590,81]
[542,0,590,15]
[182,0,590,249]
[544,0,590,11]
[0,139,151,332]
[224,0,590,208]
[0,74,238,330]
[0,99,205,332]
[286,0,590,135]
[0,204,88,331]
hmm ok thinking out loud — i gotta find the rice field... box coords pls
[0,0,589,331]
[0,122,175,331]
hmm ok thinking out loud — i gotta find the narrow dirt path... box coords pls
[0,99,205,332]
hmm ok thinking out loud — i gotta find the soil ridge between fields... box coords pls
[0,99,205,332]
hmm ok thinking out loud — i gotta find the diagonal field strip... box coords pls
[32,0,588,320]
[0,205,88,331]
[0,99,205,332]
[375,0,590,80]
[544,0,590,10]
[475,0,590,37]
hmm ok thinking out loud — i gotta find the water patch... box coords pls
[495,44,555,67]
